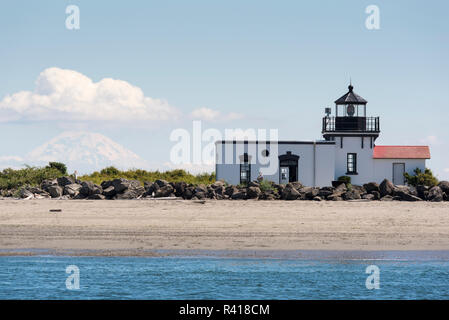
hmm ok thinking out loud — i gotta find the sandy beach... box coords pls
[0,199,448,256]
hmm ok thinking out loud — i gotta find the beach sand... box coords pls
[0,199,448,256]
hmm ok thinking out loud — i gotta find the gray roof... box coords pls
[334,84,367,105]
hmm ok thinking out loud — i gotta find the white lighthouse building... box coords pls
[215,84,430,187]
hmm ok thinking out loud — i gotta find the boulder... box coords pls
[211,180,226,189]
[394,190,422,202]
[437,181,449,195]
[18,188,34,199]
[101,180,114,190]
[379,179,395,197]
[48,185,63,198]
[195,191,207,200]
[57,176,75,187]
[416,185,429,200]
[174,182,187,197]
[427,186,444,202]
[281,187,300,200]
[224,186,237,197]
[103,186,117,198]
[80,181,102,197]
[300,187,319,200]
[289,181,303,190]
[231,190,247,200]
[342,190,361,200]
[327,194,343,201]
[183,186,195,200]
[63,184,82,197]
[371,191,381,200]
[116,186,145,199]
[247,186,262,199]
[88,194,106,200]
[334,183,347,193]
[155,179,170,188]
[318,187,334,199]
[380,195,394,201]
[41,179,57,192]
[363,182,380,194]
[154,185,174,198]
[362,194,375,201]
[313,196,322,201]
[111,178,130,194]
[248,181,260,188]
[144,182,159,197]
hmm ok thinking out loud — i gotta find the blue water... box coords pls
[0,256,448,299]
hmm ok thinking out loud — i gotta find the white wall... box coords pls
[373,159,426,184]
[334,136,375,185]
[215,141,335,187]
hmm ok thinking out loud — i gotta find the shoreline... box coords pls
[2,248,449,260]
[1,199,448,257]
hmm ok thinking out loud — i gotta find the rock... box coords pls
[18,188,34,199]
[63,184,82,197]
[116,186,145,199]
[155,179,170,188]
[48,185,63,198]
[437,181,449,195]
[144,182,159,197]
[154,185,174,198]
[380,195,394,201]
[212,180,226,189]
[101,180,114,190]
[416,185,429,200]
[351,185,366,194]
[313,196,322,201]
[393,185,418,197]
[195,191,207,200]
[247,186,262,199]
[289,181,303,190]
[379,179,395,197]
[225,186,237,197]
[327,194,343,201]
[334,183,347,193]
[342,190,361,200]
[41,179,57,192]
[194,185,207,194]
[57,176,75,187]
[80,181,102,197]
[363,182,380,194]
[103,186,117,198]
[174,182,187,197]
[362,194,375,201]
[300,187,319,200]
[395,190,422,202]
[427,186,444,202]
[444,193,449,202]
[88,194,106,200]
[248,181,260,188]
[371,191,381,200]
[318,187,334,198]
[281,187,300,200]
[183,186,195,200]
[231,190,247,200]
[111,178,140,194]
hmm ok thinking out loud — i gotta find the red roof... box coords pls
[373,146,430,159]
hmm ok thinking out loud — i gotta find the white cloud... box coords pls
[190,107,244,122]
[444,168,449,173]
[0,67,180,122]
[419,135,442,145]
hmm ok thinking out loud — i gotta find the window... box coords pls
[347,153,357,174]
[240,153,251,185]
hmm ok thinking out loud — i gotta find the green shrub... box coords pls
[259,179,275,192]
[79,168,215,186]
[404,168,438,187]
[46,162,68,175]
[337,175,351,185]
[0,164,63,190]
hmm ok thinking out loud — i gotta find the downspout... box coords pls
[313,141,316,187]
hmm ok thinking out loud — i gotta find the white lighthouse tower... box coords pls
[322,84,380,185]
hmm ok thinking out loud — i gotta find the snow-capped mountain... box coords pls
[25,131,149,174]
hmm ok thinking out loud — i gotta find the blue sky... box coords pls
[0,0,448,178]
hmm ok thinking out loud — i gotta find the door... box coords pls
[280,167,289,184]
[393,163,405,185]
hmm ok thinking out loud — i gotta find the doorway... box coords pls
[393,163,405,185]
[279,152,299,183]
